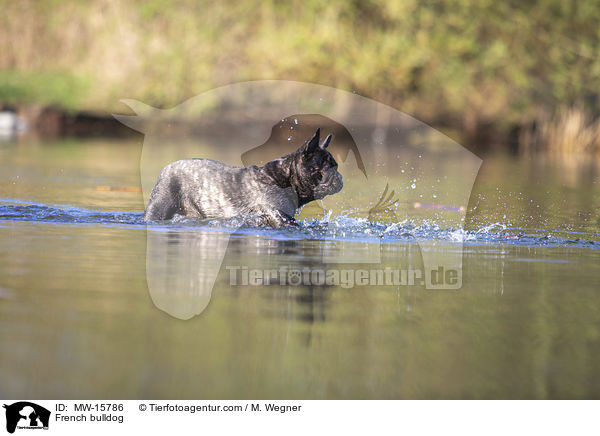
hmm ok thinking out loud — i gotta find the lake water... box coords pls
[1,138,599,399]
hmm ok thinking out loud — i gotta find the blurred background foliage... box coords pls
[0,0,599,152]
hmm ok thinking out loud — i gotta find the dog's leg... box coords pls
[143,197,180,221]
[262,209,298,228]
[143,175,184,221]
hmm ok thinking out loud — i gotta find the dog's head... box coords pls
[292,128,343,203]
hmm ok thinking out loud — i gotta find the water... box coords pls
[1,139,599,399]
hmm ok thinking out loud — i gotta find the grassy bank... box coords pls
[1,0,599,153]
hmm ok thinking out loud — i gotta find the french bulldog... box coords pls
[143,128,343,227]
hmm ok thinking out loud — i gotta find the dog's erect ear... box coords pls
[320,133,332,149]
[303,128,321,153]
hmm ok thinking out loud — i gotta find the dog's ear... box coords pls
[302,128,321,153]
[320,133,332,149]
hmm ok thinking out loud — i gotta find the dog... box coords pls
[143,128,343,227]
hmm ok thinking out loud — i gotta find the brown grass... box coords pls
[519,107,600,158]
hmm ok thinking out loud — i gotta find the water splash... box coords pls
[0,198,598,249]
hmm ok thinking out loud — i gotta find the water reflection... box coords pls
[1,138,600,398]
[146,229,230,320]
[1,219,600,398]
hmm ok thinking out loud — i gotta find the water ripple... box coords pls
[0,198,598,249]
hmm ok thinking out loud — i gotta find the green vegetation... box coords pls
[0,70,89,110]
[1,0,599,152]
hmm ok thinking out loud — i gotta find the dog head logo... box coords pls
[114,80,481,320]
[3,402,50,433]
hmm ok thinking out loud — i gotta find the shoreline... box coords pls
[1,105,598,160]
